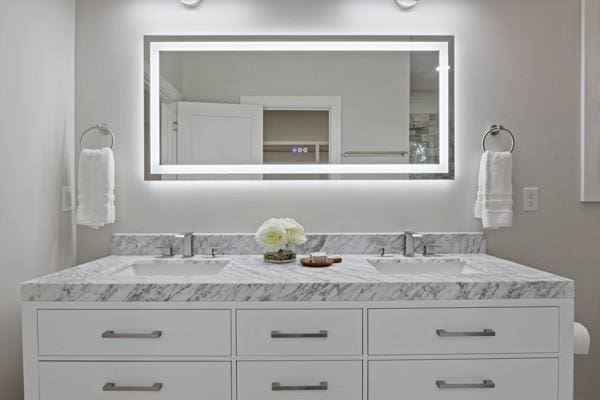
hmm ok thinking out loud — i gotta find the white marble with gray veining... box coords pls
[22,252,573,302]
[110,233,486,256]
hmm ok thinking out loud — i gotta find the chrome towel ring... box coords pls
[80,123,115,150]
[481,124,515,153]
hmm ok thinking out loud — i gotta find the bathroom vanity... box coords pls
[21,234,574,400]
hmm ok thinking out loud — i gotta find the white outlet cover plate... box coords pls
[523,187,538,211]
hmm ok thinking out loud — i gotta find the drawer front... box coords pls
[39,362,231,400]
[237,309,362,356]
[38,309,231,356]
[369,359,558,400]
[368,307,558,355]
[237,361,362,400]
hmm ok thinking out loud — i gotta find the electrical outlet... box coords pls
[523,187,538,211]
[62,186,74,212]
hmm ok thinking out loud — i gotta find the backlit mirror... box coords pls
[144,36,454,180]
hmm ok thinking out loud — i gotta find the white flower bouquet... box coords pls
[255,218,307,263]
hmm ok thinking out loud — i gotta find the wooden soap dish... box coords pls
[300,256,343,268]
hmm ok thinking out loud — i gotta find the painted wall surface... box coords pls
[75,1,599,398]
[176,51,411,158]
[582,0,600,200]
[0,1,75,399]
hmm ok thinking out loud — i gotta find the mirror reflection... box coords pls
[145,38,454,180]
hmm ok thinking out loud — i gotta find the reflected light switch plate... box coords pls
[62,186,75,212]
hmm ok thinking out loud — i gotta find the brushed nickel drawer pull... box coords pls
[436,329,496,337]
[272,382,328,391]
[101,330,163,339]
[436,379,496,389]
[103,382,163,392]
[271,330,328,338]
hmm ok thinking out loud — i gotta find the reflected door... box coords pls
[177,102,263,180]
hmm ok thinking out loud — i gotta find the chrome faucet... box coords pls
[155,246,174,258]
[175,232,194,257]
[202,247,221,258]
[403,231,423,257]
[379,246,397,257]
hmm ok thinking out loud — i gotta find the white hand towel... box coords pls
[76,148,115,229]
[474,151,513,229]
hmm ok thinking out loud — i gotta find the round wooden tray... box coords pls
[300,256,342,268]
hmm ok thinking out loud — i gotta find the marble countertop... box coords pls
[21,254,573,302]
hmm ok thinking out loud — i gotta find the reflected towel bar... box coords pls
[343,151,409,157]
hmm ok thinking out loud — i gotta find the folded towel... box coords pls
[76,148,115,229]
[474,151,513,229]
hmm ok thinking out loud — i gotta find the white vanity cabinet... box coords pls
[22,300,574,400]
[237,309,363,356]
[370,359,558,400]
[37,309,231,357]
[39,362,231,400]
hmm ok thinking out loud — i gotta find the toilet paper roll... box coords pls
[574,322,590,355]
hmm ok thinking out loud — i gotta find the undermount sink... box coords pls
[112,259,230,277]
[368,258,478,275]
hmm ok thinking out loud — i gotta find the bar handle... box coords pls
[103,382,163,392]
[436,329,496,337]
[271,330,328,339]
[272,382,328,391]
[102,330,163,339]
[436,379,496,390]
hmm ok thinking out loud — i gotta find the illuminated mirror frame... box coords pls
[149,37,451,177]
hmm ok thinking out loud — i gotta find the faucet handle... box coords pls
[202,247,221,258]
[423,244,442,257]
[155,246,174,258]
[380,246,399,257]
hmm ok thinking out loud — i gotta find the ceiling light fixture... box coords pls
[395,0,419,9]
[179,0,203,8]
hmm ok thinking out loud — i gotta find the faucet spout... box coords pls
[175,232,194,257]
[403,231,423,257]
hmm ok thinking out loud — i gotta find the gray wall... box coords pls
[0,1,75,399]
[74,0,599,398]
[582,0,600,201]
[160,52,184,95]
[177,51,411,157]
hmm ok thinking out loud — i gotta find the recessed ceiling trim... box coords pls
[179,0,203,8]
[395,0,420,9]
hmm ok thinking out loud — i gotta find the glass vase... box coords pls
[264,245,297,264]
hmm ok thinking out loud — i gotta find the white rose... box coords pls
[255,218,288,252]
[281,218,307,246]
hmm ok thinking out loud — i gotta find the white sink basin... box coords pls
[368,258,478,275]
[112,259,230,277]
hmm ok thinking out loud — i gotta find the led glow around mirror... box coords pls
[147,37,453,179]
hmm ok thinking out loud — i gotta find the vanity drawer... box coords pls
[236,309,362,356]
[39,361,231,400]
[369,359,558,400]
[38,309,231,356]
[237,361,362,400]
[368,307,559,355]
